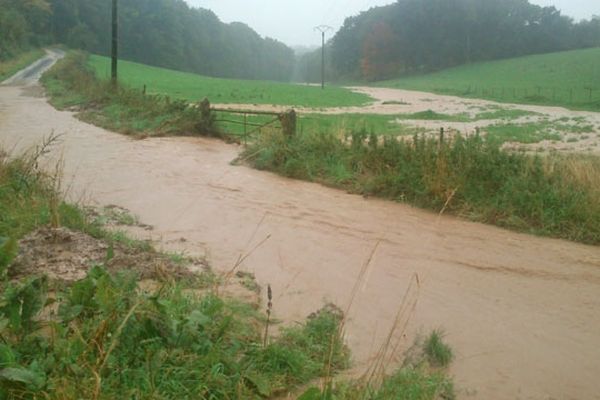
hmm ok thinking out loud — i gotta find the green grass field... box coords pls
[52,53,596,149]
[88,55,370,108]
[378,47,600,110]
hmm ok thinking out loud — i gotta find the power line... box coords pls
[314,25,332,89]
[322,0,341,24]
[111,0,118,85]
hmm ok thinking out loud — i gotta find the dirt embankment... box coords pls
[1,57,600,399]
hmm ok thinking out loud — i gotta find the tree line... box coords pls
[298,0,600,82]
[0,0,295,81]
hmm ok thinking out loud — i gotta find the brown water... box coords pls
[1,70,600,399]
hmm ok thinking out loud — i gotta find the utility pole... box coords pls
[111,0,118,85]
[314,25,332,90]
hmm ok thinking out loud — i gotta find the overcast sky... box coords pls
[184,0,600,47]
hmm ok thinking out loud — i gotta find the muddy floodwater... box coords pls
[1,55,600,399]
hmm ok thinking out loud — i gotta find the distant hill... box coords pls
[296,0,600,83]
[0,0,295,81]
[377,47,600,111]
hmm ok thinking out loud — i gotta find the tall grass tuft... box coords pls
[245,129,600,244]
[424,330,453,368]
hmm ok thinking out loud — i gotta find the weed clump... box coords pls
[0,265,349,399]
[424,330,453,367]
[297,330,455,400]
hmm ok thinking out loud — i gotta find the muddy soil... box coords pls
[1,58,600,399]
[10,226,203,283]
[10,223,259,307]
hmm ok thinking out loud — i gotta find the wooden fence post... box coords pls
[243,113,247,145]
[280,109,297,137]
[199,98,211,119]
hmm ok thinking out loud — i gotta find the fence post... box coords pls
[439,127,444,144]
[143,84,146,95]
[280,109,297,138]
[243,113,248,145]
[199,97,211,131]
[200,98,210,115]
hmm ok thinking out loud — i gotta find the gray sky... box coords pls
[184,0,600,47]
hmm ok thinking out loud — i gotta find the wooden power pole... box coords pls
[314,25,332,90]
[111,0,118,85]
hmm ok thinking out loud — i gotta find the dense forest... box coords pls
[2,0,599,83]
[0,0,295,81]
[298,0,600,82]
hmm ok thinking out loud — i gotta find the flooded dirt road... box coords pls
[1,63,600,399]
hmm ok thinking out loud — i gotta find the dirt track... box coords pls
[1,59,600,399]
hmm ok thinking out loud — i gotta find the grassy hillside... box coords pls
[378,47,600,110]
[88,55,370,108]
